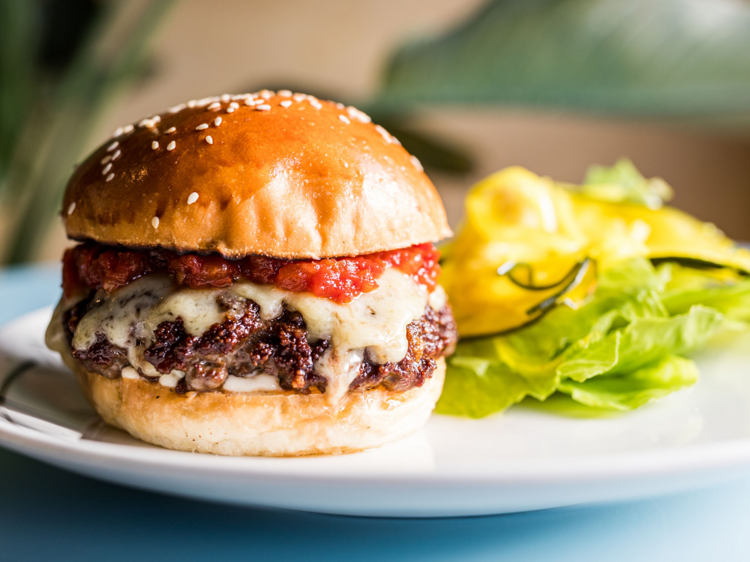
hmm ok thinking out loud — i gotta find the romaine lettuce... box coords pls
[437,259,729,417]
[557,355,699,411]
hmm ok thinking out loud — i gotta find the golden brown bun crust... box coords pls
[63,93,451,259]
[71,359,445,457]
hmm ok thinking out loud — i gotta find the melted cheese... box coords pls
[150,288,228,336]
[158,370,185,388]
[315,348,365,401]
[66,268,435,403]
[45,298,74,358]
[121,367,140,380]
[232,268,429,364]
[73,274,174,351]
[223,373,281,393]
[429,285,447,312]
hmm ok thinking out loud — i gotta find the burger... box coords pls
[45,90,457,456]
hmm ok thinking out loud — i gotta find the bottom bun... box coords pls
[71,360,445,456]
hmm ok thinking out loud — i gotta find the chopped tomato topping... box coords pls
[62,242,440,304]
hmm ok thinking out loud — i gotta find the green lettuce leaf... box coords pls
[435,360,539,418]
[659,263,750,323]
[557,355,699,411]
[437,258,727,418]
[581,157,673,209]
[558,305,723,382]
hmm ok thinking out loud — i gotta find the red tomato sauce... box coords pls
[62,242,440,304]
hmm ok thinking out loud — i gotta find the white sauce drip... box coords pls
[159,370,185,388]
[67,268,440,403]
[121,366,140,380]
[223,373,281,393]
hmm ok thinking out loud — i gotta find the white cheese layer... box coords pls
[67,269,441,403]
[231,268,428,365]
[223,373,280,393]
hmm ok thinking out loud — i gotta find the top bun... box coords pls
[62,91,452,259]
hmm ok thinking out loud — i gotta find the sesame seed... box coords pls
[166,126,176,134]
[152,115,161,123]
[113,127,123,137]
[310,100,322,110]
[214,117,222,126]
[195,123,209,130]
[152,141,159,150]
[347,106,371,123]
[229,102,239,109]
[167,141,176,151]
[245,98,258,106]
[292,93,306,102]
[335,103,345,110]
[100,155,112,165]
[339,115,350,124]
[280,100,292,108]
[221,94,231,102]
[123,124,134,133]
[278,90,292,97]
[139,118,155,128]
[106,173,114,182]
[410,155,423,172]
[344,162,349,168]
[226,107,235,113]
[187,192,199,205]
[152,216,160,229]
[107,141,119,152]
[102,163,112,174]
[260,90,273,99]
[187,100,197,108]
[67,202,76,215]
[256,104,271,111]
[112,149,121,161]
[206,135,213,144]
[375,124,392,143]
[207,102,221,110]
[169,103,186,113]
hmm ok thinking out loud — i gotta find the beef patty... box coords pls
[65,294,457,394]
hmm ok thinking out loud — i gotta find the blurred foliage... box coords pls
[377,0,750,117]
[0,0,174,264]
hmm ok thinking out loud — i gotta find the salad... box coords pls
[438,160,750,417]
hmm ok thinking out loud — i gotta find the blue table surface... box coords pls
[2,263,750,561]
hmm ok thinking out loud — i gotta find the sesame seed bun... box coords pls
[62,92,452,259]
[68,355,445,457]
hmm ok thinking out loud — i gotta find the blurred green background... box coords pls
[2,0,750,264]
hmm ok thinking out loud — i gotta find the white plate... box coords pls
[2,307,750,517]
